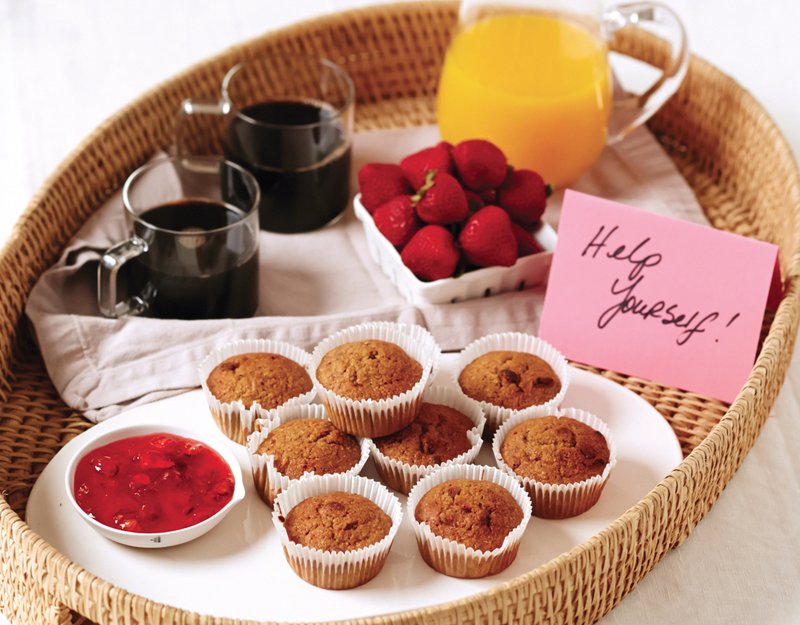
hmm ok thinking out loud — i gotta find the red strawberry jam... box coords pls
[73,432,235,533]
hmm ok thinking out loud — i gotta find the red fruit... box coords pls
[373,195,420,249]
[480,189,497,205]
[465,189,484,212]
[413,171,468,225]
[497,169,548,226]
[458,205,518,267]
[401,225,460,281]
[358,163,412,213]
[511,223,545,257]
[451,139,508,192]
[400,142,454,188]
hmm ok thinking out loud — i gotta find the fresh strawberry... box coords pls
[480,188,497,205]
[358,163,412,214]
[413,171,468,225]
[451,139,508,192]
[373,195,420,249]
[465,189,484,212]
[497,169,548,226]
[458,205,518,267]
[401,225,460,281]
[511,223,545,257]
[400,142,454,188]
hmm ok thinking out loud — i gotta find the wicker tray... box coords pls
[1,3,799,625]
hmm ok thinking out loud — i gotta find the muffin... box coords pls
[407,464,531,578]
[414,480,522,552]
[493,408,617,519]
[199,339,315,444]
[375,403,473,464]
[207,352,312,409]
[283,491,391,552]
[458,351,561,410]
[316,339,422,401]
[247,404,369,506]
[370,386,486,494]
[311,322,441,438]
[272,474,403,589]
[455,332,570,437]
[500,416,610,484]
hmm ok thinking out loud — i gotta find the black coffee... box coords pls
[223,99,351,233]
[128,200,259,319]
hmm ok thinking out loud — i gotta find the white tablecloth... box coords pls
[1,1,799,623]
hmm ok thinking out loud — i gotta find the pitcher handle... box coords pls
[604,2,689,144]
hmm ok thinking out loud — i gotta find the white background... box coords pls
[1,1,799,623]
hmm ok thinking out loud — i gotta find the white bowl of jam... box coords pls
[64,423,245,548]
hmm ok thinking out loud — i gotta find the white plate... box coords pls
[27,356,682,622]
[354,194,557,306]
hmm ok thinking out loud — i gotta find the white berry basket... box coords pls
[354,194,556,306]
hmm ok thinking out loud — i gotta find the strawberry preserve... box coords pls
[73,432,235,533]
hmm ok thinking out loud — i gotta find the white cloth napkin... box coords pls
[25,125,707,422]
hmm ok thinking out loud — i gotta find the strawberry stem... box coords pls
[545,183,555,197]
[411,170,437,206]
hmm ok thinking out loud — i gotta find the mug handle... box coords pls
[174,98,230,157]
[97,237,150,318]
[603,2,689,144]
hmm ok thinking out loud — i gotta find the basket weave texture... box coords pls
[1,3,800,625]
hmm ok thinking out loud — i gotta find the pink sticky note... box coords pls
[539,190,781,403]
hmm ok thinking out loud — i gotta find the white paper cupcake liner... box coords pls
[453,332,571,438]
[492,407,618,519]
[369,386,486,495]
[197,338,315,445]
[272,473,403,589]
[310,322,441,438]
[246,404,370,507]
[406,464,532,578]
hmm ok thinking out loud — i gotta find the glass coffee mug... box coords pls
[178,56,355,234]
[436,0,689,187]
[98,156,261,320]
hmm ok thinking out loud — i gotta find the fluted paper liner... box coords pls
[492,407,618,519]
[454,332,571,438]
[369,386,486,494]
[310,322,441,438]
[407,464,532,578]
[246,404,370,507]
[198,339,315,445]
[272,473,403,590]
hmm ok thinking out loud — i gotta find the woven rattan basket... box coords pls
[1,3,799,625]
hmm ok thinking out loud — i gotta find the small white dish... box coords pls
[64,421,245,548]
[354,193,557,306]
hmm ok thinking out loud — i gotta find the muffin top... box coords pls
[373,402,474,466]
[206,352,312,409]
[316,339,423,401]
[257,418,362,479]
[458,350,561,410]
[414,479,523,552]
[500,416,610,484]
[283,491,392,552]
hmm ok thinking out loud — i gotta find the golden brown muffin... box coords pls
[458,351,561,409]
[206,352,312,408]
[283,491,392,552]
[500,416,610,484]
[316,339,422,401]
[414,479,523,552]
[373,402,474,466]
[257,418,361,479]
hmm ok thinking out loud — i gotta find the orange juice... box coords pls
[436,12,612,187]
